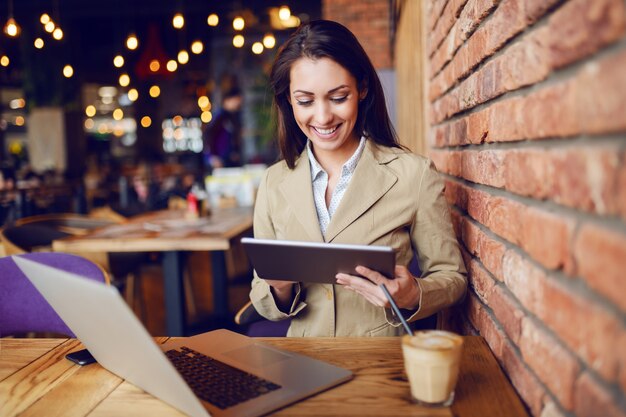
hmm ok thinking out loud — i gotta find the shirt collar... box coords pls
[306,136,367,178]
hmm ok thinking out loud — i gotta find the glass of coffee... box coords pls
[401,330,464,407]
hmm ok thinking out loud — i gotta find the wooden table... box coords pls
[52,207,253,336]
[0,336,529,417]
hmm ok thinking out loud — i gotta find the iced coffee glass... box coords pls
[402,330,464,407]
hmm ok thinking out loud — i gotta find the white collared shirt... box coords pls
[306,136,367,237]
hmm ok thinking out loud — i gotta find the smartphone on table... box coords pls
[65,348,97,366]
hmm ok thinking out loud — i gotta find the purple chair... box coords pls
[0,252,109,337]
[234,300,291,337]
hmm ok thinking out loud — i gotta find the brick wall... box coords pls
[322,0,392,69]
[426,1,626,416]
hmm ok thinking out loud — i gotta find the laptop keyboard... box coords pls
[165,346,281,409]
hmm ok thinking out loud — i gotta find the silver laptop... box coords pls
[14,255,352,417]
[241,237,396,284]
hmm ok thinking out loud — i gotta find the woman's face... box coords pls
[289,57,365,160]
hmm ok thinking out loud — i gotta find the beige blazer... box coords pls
[250,140,467,337]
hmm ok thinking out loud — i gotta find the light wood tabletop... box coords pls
[51,207,253,253]
[0,336,529,417]
[51,207,254,336]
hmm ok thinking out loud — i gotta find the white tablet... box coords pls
[241,237,396,284]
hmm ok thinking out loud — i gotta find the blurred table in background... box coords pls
[53,207,253,336]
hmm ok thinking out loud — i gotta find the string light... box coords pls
[40,13,51,24]
[149,59,160,72]
[63,65,74,78]
[4,18,20,37]
[279,6,291,21]
[252,42,264,54]
[172,13,185,29]
[141,116,152,128]
[0,56,9,67]
[52,27,63,40]
[233,17,245,31]
[112,109,124,121]
[34,38,45,49]
[128,89,138,101]
[119,73,130,87]
[233,35,244,48]
[44,21,55,33]
[113,55,124,67]
[197,96,210,109]
[191,40,204,54]
[207,14,219,26]
[263,34,276,49]
[201,111,212,123]
[84,119,94,129]
[126,33,138,50]
[177,50,189,64]
[85,105,96,117]
[149,85,161,98]
[166,60,178,72]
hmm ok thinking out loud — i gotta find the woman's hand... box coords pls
[335,265,421,310]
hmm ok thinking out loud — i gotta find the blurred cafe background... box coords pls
[0,0,329,338]
[0,0,321,221]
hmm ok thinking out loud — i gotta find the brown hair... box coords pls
[270,20,400,169]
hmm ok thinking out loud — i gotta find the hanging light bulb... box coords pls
[149,59,161,72]
[128,89,139,102]
[252,42,264,55]
[4,18,20,37]
[166,60,178,72]
[172,13,185,29]
[233,17,245,31]
[113,55,124,68]
[44,21,55,33]
[40,13,51,24]
[263,34,276,49]
[232,35,244,48]
[126,33,138,50]
[63,65,74,78]
[207,14,219,26]
[149,85,161,98]
[0,55,10,67]
[119,73,130,87]
[34,38,45,49]
[177,50,189,64]
[191,40,203,54]
[52,27,64,40]
[279,6,291,21]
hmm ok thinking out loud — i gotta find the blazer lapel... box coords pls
[325,141,398,243]
[279,152,325,242]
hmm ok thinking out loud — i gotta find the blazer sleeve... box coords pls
[249,169,306,321]
[396,159,467,323]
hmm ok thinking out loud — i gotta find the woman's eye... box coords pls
[296,100,313,106]
[331,96,348,104]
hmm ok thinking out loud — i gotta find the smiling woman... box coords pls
[249,20,467,338]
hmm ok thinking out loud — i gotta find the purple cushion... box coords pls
[0,252,107,337]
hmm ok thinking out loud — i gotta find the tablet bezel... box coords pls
[241,237,396,284]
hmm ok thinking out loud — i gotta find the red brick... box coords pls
[467,258,496,302]
[519,207,575,272]
[575,373,626,417]
[548,0,626,70]
[461,150,506,188]
[466,293,505,357]
[481,195,524,245]
[551,147,621,215]
[500,340,546,416]
[428,0,450,32]
[430,0,499,77]
[503,250,623,381]
[574,224,626,313]
[428,0,470,56]
[520,319,580,410]
[461,217,505,279]
[444,179,469,210]
[504,149,554,199]
[620,331,626,394]
[578,49,626,135]
[488,285,523,343]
